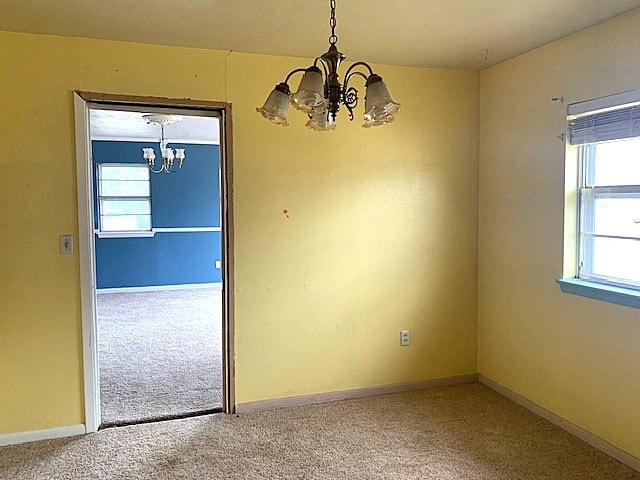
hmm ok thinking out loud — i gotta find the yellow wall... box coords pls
[0,31,479,434]
[479,10,640,458]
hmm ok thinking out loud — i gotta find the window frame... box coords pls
[558,88,640,309]
[96,163,154,238]
[576,143,640,291]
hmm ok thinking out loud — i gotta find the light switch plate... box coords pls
[59,235,73,255]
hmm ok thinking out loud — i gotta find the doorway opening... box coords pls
[74,93,235,431]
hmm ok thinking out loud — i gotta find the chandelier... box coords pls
[256,0,400,130]
[141,114,186,173]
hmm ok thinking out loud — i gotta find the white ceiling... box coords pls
[89,109,220,144]
[1,1,639,68]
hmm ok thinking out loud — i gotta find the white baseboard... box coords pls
[235,374,478,414]
[97,282,221,294]
[478,375,640,472]
[0,424,86,447]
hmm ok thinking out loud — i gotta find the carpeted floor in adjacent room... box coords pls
[97,286,223,425]
[1,384,638,480]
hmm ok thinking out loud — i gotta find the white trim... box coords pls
[0,424,86,447]
[88,102,222,118]
[91,136,220,145]
[478,375,640,472]
[153,227,221,233]
[568,88,640,116]
[95,230,155,238]
[93,227,221,237]
[235,374,478,413]
[97,282,221,294]
[75,94,101,433]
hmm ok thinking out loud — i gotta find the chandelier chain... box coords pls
[329,0,338,45]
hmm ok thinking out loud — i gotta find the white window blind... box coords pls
[568,88,640,146]
[569,105,640,145]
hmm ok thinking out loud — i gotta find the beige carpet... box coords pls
[1,384,638,479]
[97,286,223,425]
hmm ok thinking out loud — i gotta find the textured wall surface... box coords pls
[479,10,640,459]
[0,31,479,434]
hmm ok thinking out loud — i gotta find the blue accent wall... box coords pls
[92,140,221,288]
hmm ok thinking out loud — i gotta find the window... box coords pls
[577,140,640,289]
[98,164,151,233]
[564,90,640,298]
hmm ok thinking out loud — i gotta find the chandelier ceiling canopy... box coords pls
[257,0,400,131]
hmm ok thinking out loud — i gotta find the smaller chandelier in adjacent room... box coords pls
[141,114,186,173]
[257,0,400,130]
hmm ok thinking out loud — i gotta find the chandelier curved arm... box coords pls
[341,63,374,121]
[342,61,374,85]
[314,57,330,81]
[283,68,309,85]
[147,159,165,174]
[344,70,368,87]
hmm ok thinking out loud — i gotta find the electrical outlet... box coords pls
[400,330,410,346]
[59,235,73,255]
[215,260,221,269]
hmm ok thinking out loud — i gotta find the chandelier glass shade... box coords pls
[257,0,400,130]
[141,114,186,173]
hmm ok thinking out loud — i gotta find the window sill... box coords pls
[95,230,155,239]
[556,278,640,309]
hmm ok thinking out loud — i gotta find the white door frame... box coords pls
[73,92,235,433]
[74,93,101,432]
